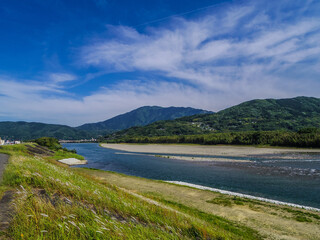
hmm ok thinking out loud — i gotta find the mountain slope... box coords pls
[77,106,211,133]
[187,96,320,132]
[105,96,320,139]
[0,122,92,140]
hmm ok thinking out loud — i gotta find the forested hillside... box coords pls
[77,106,211,134]
[103,97,320,141]
[0,122,92,140]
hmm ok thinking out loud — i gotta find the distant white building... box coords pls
[0,137,21,145]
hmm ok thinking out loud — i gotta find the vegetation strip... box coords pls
[166,181,320,212]
[104,129,320,148]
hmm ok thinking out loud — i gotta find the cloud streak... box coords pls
[82,1,320,96]
[1,0,320,125]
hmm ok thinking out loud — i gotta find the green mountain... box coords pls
[0,106,210,140]
[3,97,319,141]
[0,122,92,141]
[105,96,320,139]
[77,106,211,134]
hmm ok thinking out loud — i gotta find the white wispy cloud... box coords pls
[0,78,224,126]
[0,77,65,98]
[1,0,320,125]
[82,1,320,95]
[49,73,77,84]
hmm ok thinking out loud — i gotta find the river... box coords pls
[63,143,320,208]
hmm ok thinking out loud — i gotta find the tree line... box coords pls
[101,128,320,148]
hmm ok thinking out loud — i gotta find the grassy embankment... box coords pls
[77,169,320,240]
[0,143,261,239]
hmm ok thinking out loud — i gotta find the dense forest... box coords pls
[102,128,320,148]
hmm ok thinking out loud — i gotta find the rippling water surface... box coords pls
[63,143,320,208]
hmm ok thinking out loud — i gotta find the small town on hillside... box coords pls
[0,137,21,145]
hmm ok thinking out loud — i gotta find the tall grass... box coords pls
[0,144,261,239]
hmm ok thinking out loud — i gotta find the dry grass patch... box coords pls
[79,169,320,240]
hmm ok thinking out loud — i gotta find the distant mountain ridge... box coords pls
[105,96,320,139]
[0,106,211,140]
[0,121,92,141]
[77,106,212,134]
[2,97,320,141]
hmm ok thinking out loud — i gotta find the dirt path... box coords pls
[0,154,8,182]
[0,191,14,231]
[0,153,13,236]
[117,186,189,217]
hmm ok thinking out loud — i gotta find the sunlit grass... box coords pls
[0,144,261,239]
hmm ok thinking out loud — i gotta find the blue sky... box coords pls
[0,0,319,126]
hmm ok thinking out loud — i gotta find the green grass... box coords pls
[0,144,30,156]
[52,150,84,160]
[0,144,261,239]
[142,193,259,239]
[294,215,312,222]
[206,196,248,207]
[282,207,320,222]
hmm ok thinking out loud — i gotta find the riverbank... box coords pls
[101,143,320,158]
[78,168,320,240]
[166,181,320,212]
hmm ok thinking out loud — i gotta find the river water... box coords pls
[63,143,320,208]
